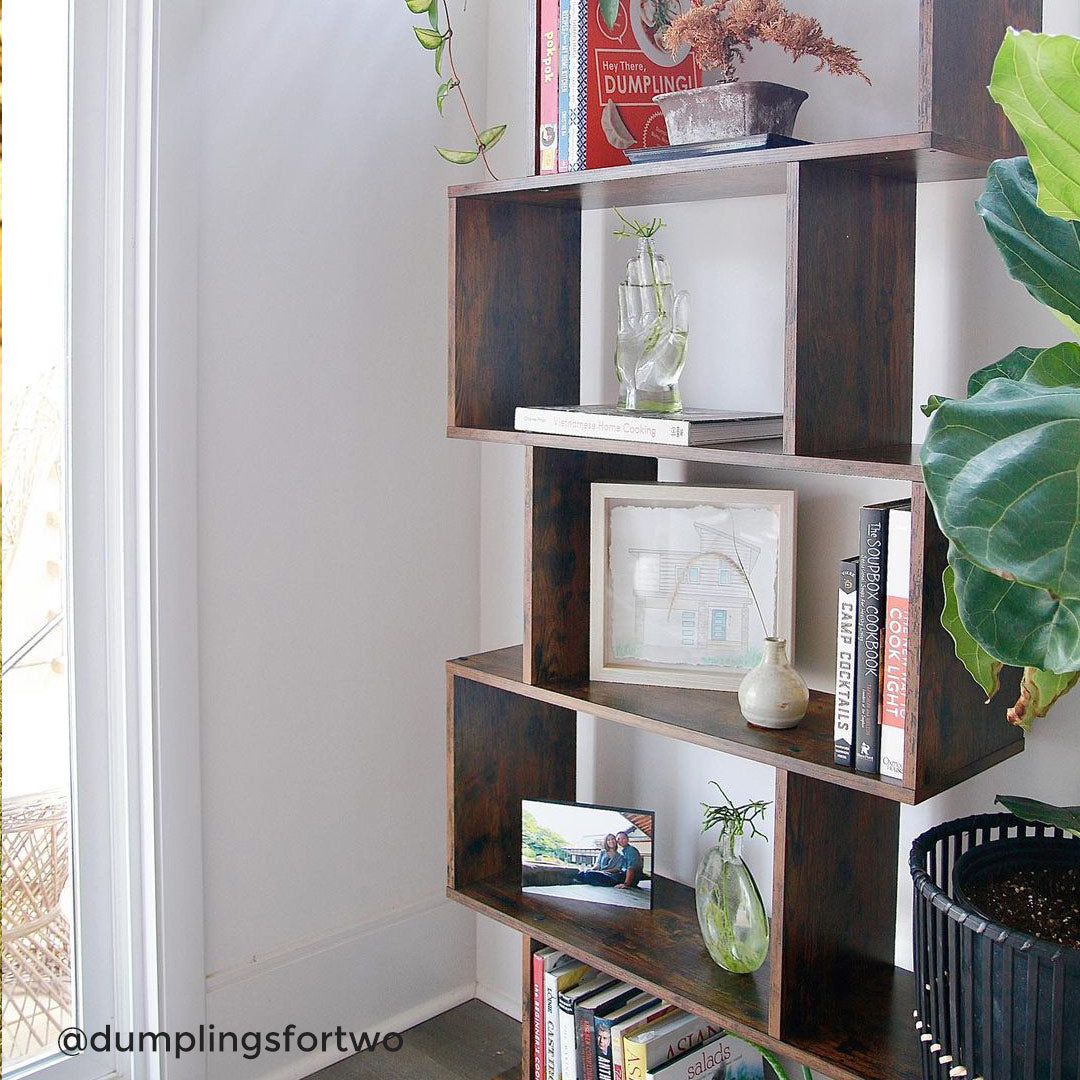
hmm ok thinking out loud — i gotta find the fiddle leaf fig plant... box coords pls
[404,0,506,179]
[920,31,1080,731]
[976,157,1080,337]
[988,29,1080,221]
[996,795,1080,839]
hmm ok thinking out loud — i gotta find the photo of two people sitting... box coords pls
[574,831,643,890]
[521,800,655,911]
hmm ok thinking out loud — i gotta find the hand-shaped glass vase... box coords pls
[614,238,689,413]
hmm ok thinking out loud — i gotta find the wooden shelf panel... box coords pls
[785,965,921,1080]
[448,133,989,209]
[448,427,924,481]
[449,647,918,804]
[450,878,919,1080]
[450,873,770,1038]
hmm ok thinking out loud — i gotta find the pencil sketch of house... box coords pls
[629,523,761,654]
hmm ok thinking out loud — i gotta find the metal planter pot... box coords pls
[654,80,808,145]
[910,813,1080,1080]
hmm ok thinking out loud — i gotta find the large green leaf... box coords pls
[1024,340,1080,386]
[966,345,1042,395]
[922,377,1080,599]
[940,565,1002,700]
[996,794,1080,837]
[962,341,1080,401]
[950,549,1080,674]
[941,552,1080,725]
[976,157,1080,337]
[600,0,620,30]
[989,30,1080,221]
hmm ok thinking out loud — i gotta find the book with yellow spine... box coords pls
[623,1011,723,1080]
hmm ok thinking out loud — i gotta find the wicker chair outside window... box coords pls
[2,791,73,1065]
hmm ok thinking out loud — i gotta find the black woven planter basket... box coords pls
[910,813,1079,1080]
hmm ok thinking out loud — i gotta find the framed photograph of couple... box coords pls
[520,799,655,911]
[590,482,797,691]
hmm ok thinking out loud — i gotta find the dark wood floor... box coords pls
[309,999,520,1080]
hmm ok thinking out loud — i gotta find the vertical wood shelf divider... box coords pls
[444,3,1041,1078]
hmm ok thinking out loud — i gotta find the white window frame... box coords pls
[32,1,209,1079]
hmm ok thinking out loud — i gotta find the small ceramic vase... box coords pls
[737,637,808,729]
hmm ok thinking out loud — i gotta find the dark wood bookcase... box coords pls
[444,3,1041,1078]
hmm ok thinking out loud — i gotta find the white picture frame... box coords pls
[590,482,797,691]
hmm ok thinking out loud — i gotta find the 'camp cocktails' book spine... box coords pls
[833,556,858,767]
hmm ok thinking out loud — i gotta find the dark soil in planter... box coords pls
[965,863,1080,949]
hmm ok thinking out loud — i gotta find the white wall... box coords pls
[475,0,1080,1061]
[193,2,499,1076]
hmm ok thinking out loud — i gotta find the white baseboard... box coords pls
[475,981,521,1020]
[475,914,524,1024]
[205,894,476,1080]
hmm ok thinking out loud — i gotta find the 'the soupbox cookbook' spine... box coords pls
[855,503,891,774]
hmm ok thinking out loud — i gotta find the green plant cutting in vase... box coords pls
[611,209,690,412]
[694,784,771,976]
[920,29,1080,732]
[693,787,815,1076]
[403,0,506,179]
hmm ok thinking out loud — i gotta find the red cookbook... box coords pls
[582,0,700,169]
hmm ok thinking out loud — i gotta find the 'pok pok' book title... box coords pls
[586,0,700,169]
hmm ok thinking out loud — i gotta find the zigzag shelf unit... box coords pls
[443,3,1041,1078]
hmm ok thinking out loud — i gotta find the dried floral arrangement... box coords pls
[661,0,869,85]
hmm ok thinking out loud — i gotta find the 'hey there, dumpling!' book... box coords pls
[587,0,699,167]
[549,0,701,171]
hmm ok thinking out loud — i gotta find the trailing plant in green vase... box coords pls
[403,0,506,179]
[694,784,771,975]
[920,29,1080,730]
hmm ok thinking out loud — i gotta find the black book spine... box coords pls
[855,506,890,774]
[833,557,859,767]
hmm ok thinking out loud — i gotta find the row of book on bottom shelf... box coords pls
[533,948,765,1080]
[833,498,912,780]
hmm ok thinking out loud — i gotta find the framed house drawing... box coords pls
[590,483,797,691]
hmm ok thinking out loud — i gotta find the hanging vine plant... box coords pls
[404,0,506,179]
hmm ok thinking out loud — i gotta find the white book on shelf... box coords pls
[513,405,783,447]
[880,504,912,781]
[545,956,589,1080]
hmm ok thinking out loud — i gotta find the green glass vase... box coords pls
[694,832,769,974]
